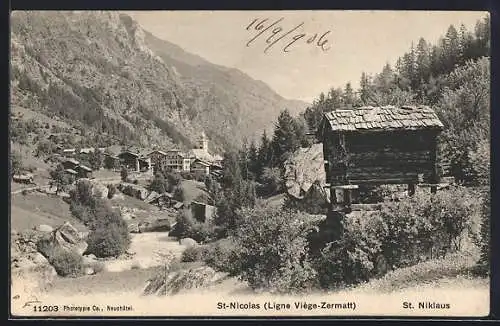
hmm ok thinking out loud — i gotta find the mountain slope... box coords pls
[139,24,309,147]
[10,11,309,153]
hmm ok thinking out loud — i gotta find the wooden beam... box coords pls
[331,185,359,190]
[347,178,418,185]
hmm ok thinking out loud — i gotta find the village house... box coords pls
[147,149,168,174]
[118,149,152,173]
[76,164,93,179]
[79,147,106,155]
[64,168,78,178]
[163,149,191,172]
[191,159,211,176]
[61,158,93,179]
[62,148,76,156]
[61,158,80,171]
[104,153,121,171]
[320,105,444,209]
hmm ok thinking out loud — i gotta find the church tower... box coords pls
[198,131,208,151]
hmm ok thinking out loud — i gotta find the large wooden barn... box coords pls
[320,105,444,208]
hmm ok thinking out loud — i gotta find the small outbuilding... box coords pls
[320,105,444,208]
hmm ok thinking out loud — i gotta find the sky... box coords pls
[128,11,488,103]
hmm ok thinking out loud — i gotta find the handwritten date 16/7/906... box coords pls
[245,17,331,54]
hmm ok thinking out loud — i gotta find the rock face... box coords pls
[11,231,58,295]
[118,183,149,200]
[284,143,327,199]
[137,219,172,233]
[37,221,88,258]
[75,179,109,199]
[283,144,330,214]
[143,266,225,296]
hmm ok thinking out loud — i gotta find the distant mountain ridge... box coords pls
[10,11,309,152]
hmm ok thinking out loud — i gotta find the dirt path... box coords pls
[103,232,187,272]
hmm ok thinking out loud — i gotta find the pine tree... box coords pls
[50,164,72,195]
[271,109,301,166]
[342,82,357,108]
[258,130,272,169]
[359,72,373,105]
[247,139,260,178]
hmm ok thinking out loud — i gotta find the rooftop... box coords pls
[323,105,444,132]
[64,158,80,165]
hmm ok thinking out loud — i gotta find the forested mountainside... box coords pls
[10,11,308,152]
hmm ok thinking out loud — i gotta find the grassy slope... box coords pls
[180,180,208,204]
[10,192,87,231]
[349,251,486,294]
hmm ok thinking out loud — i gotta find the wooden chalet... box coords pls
[320,105,444,209]
[147,150,168,173]
[191,159,211,176]
[76,164,93,178]
[118,150,141,171]
[62,158,80,171]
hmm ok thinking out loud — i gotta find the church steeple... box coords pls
[198,131,208,151]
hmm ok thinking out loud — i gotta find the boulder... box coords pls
[84,267,95,275]
[118,183,149,200]
[128,223,140,233]
[179,238,198,247]
[34,224,54,233]
[77,179,108,199]
[31,252,49,265]
[284,143,326,199]
[37,221,88,259]
[140,218,172,232]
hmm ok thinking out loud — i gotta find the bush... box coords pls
[232,206,318,293]
[314,186,481,289]
[181,245,207,262]
[376,187,478,267]
[314,212,384,288]
[10,150,24,176]
[87,222,130,258]
[173,185,185,202]
[120,168,129,182]
[203,237,242,276]
[148,173,168,194]
[107,184,117,199]
[86,201,131,258]
[70,180,94,207]
[180,171,194,180]
[165,172,182,192]
[475,190,490,275]
[49,248,84,277]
